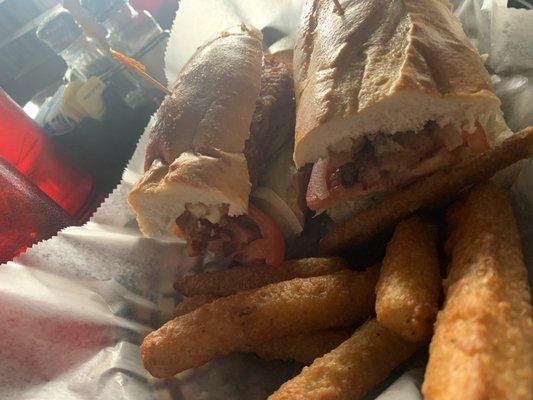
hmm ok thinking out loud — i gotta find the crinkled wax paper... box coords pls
[0,1,531,399]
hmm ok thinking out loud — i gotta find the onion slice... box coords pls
[309,158,330,200]
[251,187,304,239]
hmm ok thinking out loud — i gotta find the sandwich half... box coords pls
[293,0,510,222]
[129,25,302,266]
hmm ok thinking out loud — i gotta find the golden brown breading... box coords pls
[268,319,418,400]
[173,294,218,317]
[321,127,533,254]
[422,183,533,400]
[142,268,379,377]
[249,328,353,365]
[375,217,441,342]
[174,295,353,365]
[173,257,348,297]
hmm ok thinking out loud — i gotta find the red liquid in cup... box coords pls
[0,88,93,219]
[0,158,74,263]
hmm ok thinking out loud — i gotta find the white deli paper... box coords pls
[1,1,532,399]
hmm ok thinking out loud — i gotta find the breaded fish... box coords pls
[142,268,378,377]
[249,328,353,365]
[422,183,533,400]
[375,217,441,341]
[174,295,353,365]
[321,127,533,254]
[269,319,418,400]
[174,257,347,297]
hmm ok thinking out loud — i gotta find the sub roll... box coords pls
[293,0,510,222]
[129,25,303,266]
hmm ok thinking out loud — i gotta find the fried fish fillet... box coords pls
[321,127,533,254]
[142,268,378,377]
[249,328,353,365]
[268,319,418,400]
[174,294,354,364]
[174,293,353,364]
[174,257,348,297]
[422,183,533,400]
[173,292,353,364]
[375,217,442,342]
[172,259,353,365]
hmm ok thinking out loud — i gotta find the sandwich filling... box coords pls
[307,121,490,212]
[171,55,296,266]
[175,204,285,266]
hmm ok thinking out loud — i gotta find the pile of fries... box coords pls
[141,129,533,399]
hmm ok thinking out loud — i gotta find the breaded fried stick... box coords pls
[174,294,353,365]
[142,268,378,377]
[174,293,353,365]
[269,319,418,400]
[250,328,353,365]
[375,217,441,341]
[321,127,533,254]
[422,183,533,400]
[174,257,347,297]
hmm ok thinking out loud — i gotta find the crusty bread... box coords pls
[293,0,503,168]
[129,152,250,237]
[128,26,263,237]
[144,25,263,168]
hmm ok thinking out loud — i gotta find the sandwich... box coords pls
[293,0,510,223]
[128,25,303,266]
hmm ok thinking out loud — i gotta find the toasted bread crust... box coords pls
[145,26,263,169]
[293,0,500,167]
[128,27,263,236]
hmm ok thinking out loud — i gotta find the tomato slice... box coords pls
[307,121,489,212]
[238,205,285,266]
[462,121,490,154]
[224,218,259,245]
[170,220,185,238]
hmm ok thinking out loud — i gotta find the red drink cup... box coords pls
[0,88,94,219]
[0,158,74,263]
